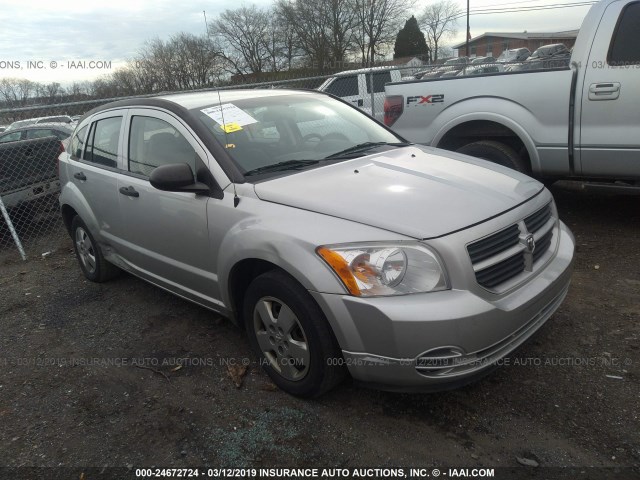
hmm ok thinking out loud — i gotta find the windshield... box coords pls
[498,50,516,61]
[192,93,402,177]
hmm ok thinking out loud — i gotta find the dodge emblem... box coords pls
[525,234,536,253]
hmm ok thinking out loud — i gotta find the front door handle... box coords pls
[588,82,621,101]
[119,186,139,198]
[74,172,86,181]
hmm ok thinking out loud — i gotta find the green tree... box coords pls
[393,16,428,59]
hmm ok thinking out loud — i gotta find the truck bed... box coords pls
[386,67,574,174]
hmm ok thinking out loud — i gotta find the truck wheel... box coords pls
[71,216,120,282]
[243,270,346,397]
[456,140,529,173]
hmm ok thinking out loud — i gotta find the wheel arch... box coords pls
[226,258,285,327]
[60,204,78,235]
[58,182,101,237]
[432,113,541,174]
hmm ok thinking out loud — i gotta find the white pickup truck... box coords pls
[384,0,640,186]
[317,67,403,122]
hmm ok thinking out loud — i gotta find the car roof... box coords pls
[79,88,328,184]
[331,66,398,76]
[534,43,566,50]
[83,88,321,118]
[156,88,318,109]
[8,123,72,131]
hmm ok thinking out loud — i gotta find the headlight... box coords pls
[317,243,448,297]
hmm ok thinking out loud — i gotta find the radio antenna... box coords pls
[217,88,240,207]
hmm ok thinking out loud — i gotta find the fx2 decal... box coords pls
[407,94,445,105]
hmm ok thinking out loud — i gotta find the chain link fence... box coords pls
[0,60,568,260]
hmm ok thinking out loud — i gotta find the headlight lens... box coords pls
[317,243,448,297]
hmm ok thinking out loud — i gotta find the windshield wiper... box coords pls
[243,159,320,176]
[324,141,411,159]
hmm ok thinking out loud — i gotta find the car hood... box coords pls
[253,145,543,239]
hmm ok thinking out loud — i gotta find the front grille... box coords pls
[525,204,552,232]
[468,202,556,291]
[475,252,525,288]
[533,228,553,263]
[467,224,520,263]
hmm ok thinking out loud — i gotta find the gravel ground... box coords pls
[0,183,638,476]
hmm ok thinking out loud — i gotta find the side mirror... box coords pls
[149,163,210,194]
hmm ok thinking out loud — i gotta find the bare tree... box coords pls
[276,0,330,69]
[87,32,225,96]
[354,0,414,66]
[140,38,180,91]
[68,81,92,100]
[276,0,357,70]
[41,82,65,104]
[419,0,460,63]
[0,78,36,106]
[273,11,303,70]
[327,0,359,65]
[170,33,226,88]
[210,5,272,75]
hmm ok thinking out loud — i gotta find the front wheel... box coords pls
[243,270,345,397]
[456,140,529,173]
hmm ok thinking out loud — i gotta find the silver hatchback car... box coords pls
[58,89,575,396]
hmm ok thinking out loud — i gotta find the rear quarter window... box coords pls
[70,126,88,159]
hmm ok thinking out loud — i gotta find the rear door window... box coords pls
[365,72,392,93]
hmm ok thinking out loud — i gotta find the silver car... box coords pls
[58,89,575,396]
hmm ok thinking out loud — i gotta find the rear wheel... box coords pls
[243,270,345,397]
[456,140,529,173]
[71,216,120,282]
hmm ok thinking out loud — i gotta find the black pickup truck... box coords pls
[0,136,63,213]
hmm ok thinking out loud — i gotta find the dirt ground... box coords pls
[0,183,638,476]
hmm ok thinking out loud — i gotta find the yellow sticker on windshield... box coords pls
[220,122,242,133]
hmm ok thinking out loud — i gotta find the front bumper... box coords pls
[310,221,575,391]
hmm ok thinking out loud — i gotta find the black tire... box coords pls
[456,140,529,173]
[243,270,346,397]
[71,216,120,282]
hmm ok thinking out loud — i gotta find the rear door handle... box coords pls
[588,82,621,100]
[119,186,139,197]
[73,172,86,181]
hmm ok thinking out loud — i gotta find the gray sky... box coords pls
[0,0,593,83]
